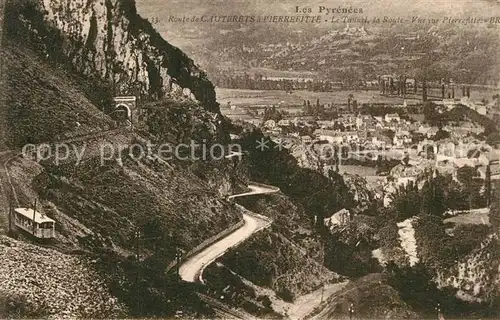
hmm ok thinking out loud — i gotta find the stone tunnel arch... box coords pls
[113,96,137,124]
[114,103,132,121]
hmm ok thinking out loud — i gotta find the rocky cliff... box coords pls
[5,0,218,112]
[436,234,500,303]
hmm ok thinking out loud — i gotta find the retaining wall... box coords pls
[166,217,245,273]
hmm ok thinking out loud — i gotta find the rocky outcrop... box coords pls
[5,0,218,112]
[342,173,376,209]
[436,234,500,303]
[396,218,419,267]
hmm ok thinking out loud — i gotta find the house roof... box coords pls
[324,208,351,223]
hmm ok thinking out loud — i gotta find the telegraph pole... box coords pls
[435,302,442,320]
[132,229,163,315]
[486,164,492,207]
[135,230,140,313]
[134,229,141,316]
[175,247,182,279]
[32,199,37,235]
[8,203,12,234]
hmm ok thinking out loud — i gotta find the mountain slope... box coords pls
[0,236,125,318]
[1,38,243,316]
[4,40,114,147]
[0,0,243,317]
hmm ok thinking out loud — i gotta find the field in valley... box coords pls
[338,165,377,176]
[216,87,500,109]
[216,88,420,107]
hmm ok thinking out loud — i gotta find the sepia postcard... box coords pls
[0,0,500,319]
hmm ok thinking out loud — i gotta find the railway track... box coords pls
[198,293,256,320]
[0,127,131,234]
[0,152,12,234]
[48,128,127,145]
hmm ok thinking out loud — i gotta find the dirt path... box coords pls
[397,218,418,266]
[286,282,349,320]
[238,269,349,320]
[444,207,491,226]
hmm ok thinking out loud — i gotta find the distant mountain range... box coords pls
[136,0,500,85]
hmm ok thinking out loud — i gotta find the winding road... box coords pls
[179,184,279,283]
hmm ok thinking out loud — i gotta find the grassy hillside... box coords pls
[3,41,115,148]
[221,193,342,300]
[33,155,241,256]
[221,228,340,301]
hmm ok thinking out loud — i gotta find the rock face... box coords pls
[436,234,500,303]
[6,0,218,112]
[396,218,419,267]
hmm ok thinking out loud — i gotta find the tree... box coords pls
[434,128,450,141]
[382,129,396,142]
[446,180,469,210]
[347,94,354,112]
[420,173,447,216]
[386,262,439,311]
[422,80,428,102]
[423,102,440,125]
[486,132,500,146]
[457,166,482,209]
[486,165,492,206]
[390,181,421,220]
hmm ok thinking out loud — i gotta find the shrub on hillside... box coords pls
[0,291,49,318]
[276,288,295,303]
[414,215,491,269]
[377,222,400,248]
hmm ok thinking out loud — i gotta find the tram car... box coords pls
[13,207,55,238]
